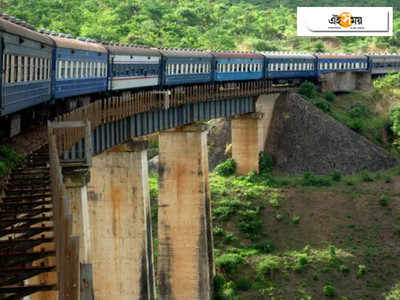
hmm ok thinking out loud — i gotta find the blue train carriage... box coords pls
[366,53,400,75]
[261,52,316,83]
[45,33,108,100]
[104,43,161,91]
[159,48,213,86]
[212,51,264,82]
[0,14,53,117]
[315,53,368,75]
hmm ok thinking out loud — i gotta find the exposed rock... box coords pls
[149,155,159,174]
[265,93,397,175]
[207,118,232,170]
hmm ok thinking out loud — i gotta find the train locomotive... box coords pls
[1,13,400,137]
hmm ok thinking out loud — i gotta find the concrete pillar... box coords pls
[63,169,91,263]
[87,140,155,300]
[157,124,214,300]
[232,94,280,175]
[231,113,261,175]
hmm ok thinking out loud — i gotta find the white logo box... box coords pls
[297,7,393,36]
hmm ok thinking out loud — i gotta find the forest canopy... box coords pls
[2,0,400,53]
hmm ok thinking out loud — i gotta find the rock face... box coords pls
[207,118,232,170]
[265,93,397,175]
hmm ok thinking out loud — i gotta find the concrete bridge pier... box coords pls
[157,124,214,300]
[232,94,280,175]
[63,169,91,264]
[85,140,155,300]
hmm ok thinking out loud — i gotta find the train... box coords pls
[1,13,400,136]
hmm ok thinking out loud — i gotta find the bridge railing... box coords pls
[52,81,280,157]
[48,121,93,300]
[48,121,92,166]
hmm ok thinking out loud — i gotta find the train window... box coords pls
[38,58,43,80]
[87,62,91,77]
[35,57,39,80]
[47,59,50,80]
[22,57,27,81]
[3,55,7,83]
[42,58,46,80]
[65,61,69,79]
[17,56,22,82]
[10,55,16,83]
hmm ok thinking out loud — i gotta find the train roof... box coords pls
[43,33,107,53]
[366,53,400,58]
[104,43,161,56]
[211,50,264,59]
[0,14,53,46]
[158,48,212,58]
[314,53,367,59]
[260,51,315,59]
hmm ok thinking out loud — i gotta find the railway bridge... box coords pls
[0,75,370,300]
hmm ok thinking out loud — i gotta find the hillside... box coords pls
[210,168,400,300]
[3,0,400,53]
[148,163,400,300]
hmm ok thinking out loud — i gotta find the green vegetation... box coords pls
[0,146,24,177]
[3,0,400,53]
[215,158,236,177]
[323,284,337,297]
[298,80,400,154]
[149,157,400,299]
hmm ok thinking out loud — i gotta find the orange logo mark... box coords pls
[339,12,353,28]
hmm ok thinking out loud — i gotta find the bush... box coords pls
[379,195,389,206]
[0,146,24,176]
[331,170,342,182]
[0,161,7,177]
[215,253,245,274]
[303,172,332,186]
[215,159,236,177]
[346,118,364,133]
[257,255,281,276]
[360,170,374,182]
[348,103,370,119]
[299,81,317,99]
[323,285,337,297]
[292,216,301,224]
[324,92,336,103]
[312,98,331,113]
[234,277,252,291]
[259,152,273,174]
[254,241,275,253]
[149,174,159,200]
[339,264,350,274]
[357,265,367,277]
